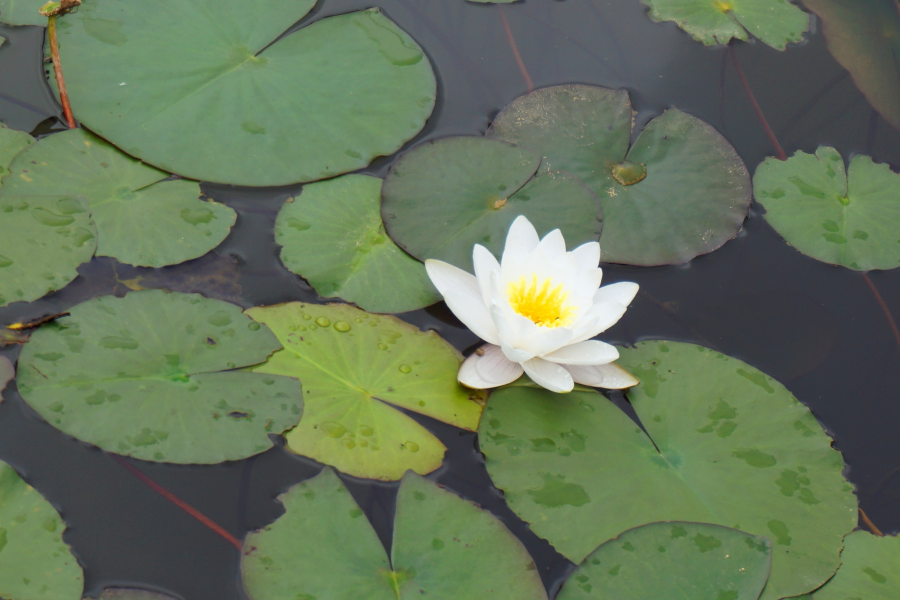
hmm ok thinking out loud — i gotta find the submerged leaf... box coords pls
[813,530,899,599]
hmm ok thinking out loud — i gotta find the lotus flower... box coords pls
[425,216,639,393]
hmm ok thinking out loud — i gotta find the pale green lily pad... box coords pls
[0,356,13,393]
[487,85,751,266]
[241,468,546,600]
[0,128,235,268]
[0,461,84,600]
[17,290,302,464]
[381,136,602,273]
[754,147,900,271]
[0,123,34,178]
[246,303,487,480]
[276,175,440,314]
[0,0,44,26]
[557,522,772,600]
[813,530,899,599]
[479,341,856,600]
[641,0,809,49]
[51,1,436,186]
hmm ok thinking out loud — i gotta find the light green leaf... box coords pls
[813,530,899,599]
[17,290,302,464]
[479,341,856,600]
[241,468,546,600]
[52,0,436,186]
[0,0,45,26]
[754,146,900,271]
[246,303,487,480]
[276,175,440,314]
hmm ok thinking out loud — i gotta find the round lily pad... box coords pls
[52,1,436,186]
[0,0,44,26]
[276,175,440,314]
[754,147,900,271]
[0,128,235,268]
[556,522,771,600]
[487,85,751,266]
[813,530,899,599]
[242,468,546,600]
[17,290,302,464]
[381,136,602,273]
[479,341,857,600]
[641,0,809,50]
[246,303,487,481]
[0,461,84,600]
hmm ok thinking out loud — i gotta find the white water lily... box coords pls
[425,216,639,393]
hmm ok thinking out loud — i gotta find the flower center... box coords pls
[507,274,576,328]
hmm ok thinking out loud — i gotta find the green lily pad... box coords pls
[276,175,440,314]
[813,530,899,599]
[381,136,602,273]
[51,1,436,186]
[242,468,546,600]
[557,522,772,600]
[0,0,44,26]
[0,355,13,393]
[0,128,235,268]
[246,303,487,480]
[16,290,302,464]
[0,461,83,600]
[0,123,34,179]
[486,85,751,266]
[641,0,809,49]
[754,147,900,271]
[479,341,856,600]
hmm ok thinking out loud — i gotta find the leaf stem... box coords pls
[859,507,884,536]
[728,44,786,161]
[497,5,533,93]
[47,15,76,129]
[862,272,900,352]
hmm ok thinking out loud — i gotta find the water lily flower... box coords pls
[425,216,640,393]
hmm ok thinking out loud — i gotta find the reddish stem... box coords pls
[48,15,76,129]
[862,273,900,352]
[111,454,243,551]
[497,6,534,92]
[728,44,786,160]
[859,507,884,536]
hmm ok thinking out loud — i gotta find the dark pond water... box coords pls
[1,1,900,598]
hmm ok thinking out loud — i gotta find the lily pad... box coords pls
[0,128,235,268]
[0,122,33,179]
[242,468,546,600]
[556,522,772,600]
[51,1,436,186]
[479,341,856,600]
[487,85,751,266]
[641,0,809,49]
[0,461,84,600]
[276,175,440,314]
[381,136,602,273]
[754,147,900,271]
[0,0,44,26]
[16,290,302,463]
[813,530,899,599]
[246,303,487,480]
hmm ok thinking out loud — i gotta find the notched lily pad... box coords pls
[17,290,302,463]
[246,303,486,480]
[0,0,47,26]
[813,530,899,599]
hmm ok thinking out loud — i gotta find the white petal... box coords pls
[534,229,567,260]
[569,301,628,344]
[502,215,540,267]
[458,344,524,389]
[499,339,535,363]
[425,259,499,345]
[564,362,640,389]
[543,340,619,365]
[472,245,501,307]
[522,358,575,393]
[594,282,639,307]
[570,241,601,270]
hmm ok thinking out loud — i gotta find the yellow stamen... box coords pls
[507,274,576,328]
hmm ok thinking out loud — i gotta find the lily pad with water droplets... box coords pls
[556,522,771,600]
[813,530,900,600]
[0,0,45,26]
[276,175,440,314]
[51,0,436,186]
[486,85,752,266]
[246,303,487,480]
[17,290,302,464]
[754,147,900,271]
[241,468,546,600]
[0,461,84,600]
[479,341,856,600]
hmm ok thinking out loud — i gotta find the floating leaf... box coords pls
[557,522,771,600]
[0,0,45,26]
[0,128,235,268]
[754,147,900,271]
[246,303,486,480]
[479,341,856,600]
[0,461,83,600]
[641,0,809,49]
[381,136,602,273]
[487,85,751,266]
[17,290,302,463]
[0,122,34,179]
[276,175,439,314]
[52,1,436,186]
[242,468,546,600]
[0,355,13,393]
[813,530,899,599]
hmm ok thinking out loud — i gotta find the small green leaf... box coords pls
[813,530,899,599]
